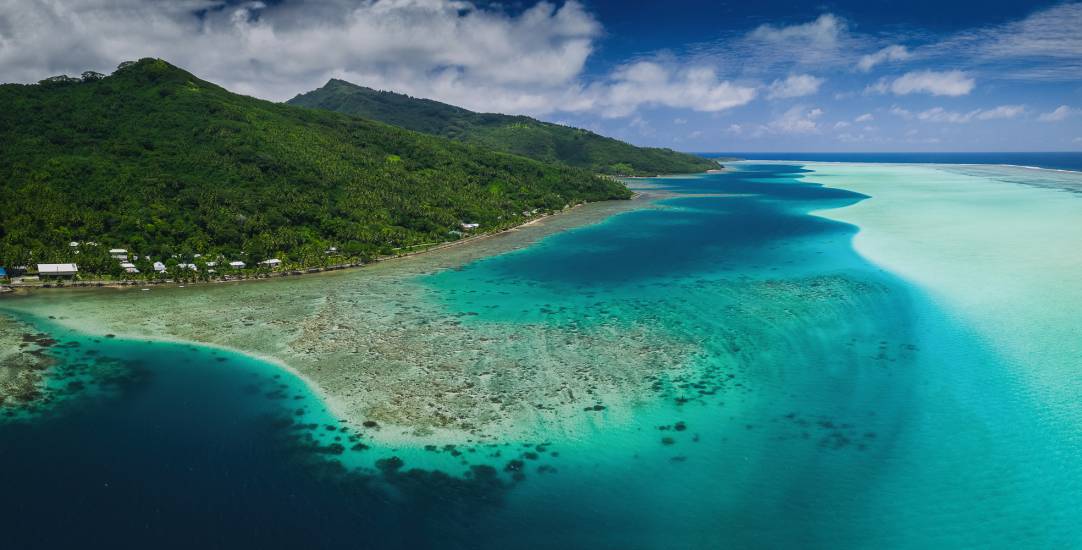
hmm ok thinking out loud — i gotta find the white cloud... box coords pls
[932,3,1082,81]
[692,13,866,73]
[975,104,1025,120]
[763,106,823,134]
[916,104,1025,123]
[0,0,761,119]
[749,14,844,46]
[833,121,850,129]
[766,74,824,99]
[918,107,973,123]
[917,105,969,121]
[0,0,603,112]
[865,79,889,95]
[854,113,874,122]
[1038,105,1078,122]
[857,45,910,72]
[600,61,757,117]
[673,117,688,124]
[877,70,976,96]
[889,106,913,119]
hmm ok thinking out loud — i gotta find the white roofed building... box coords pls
[229,261,246,269]
[37,263,78,278]
[153,262,166,272]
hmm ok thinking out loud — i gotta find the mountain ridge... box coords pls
[0,59,630,273]
[287,79,718,177]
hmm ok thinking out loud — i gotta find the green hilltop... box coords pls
[0,59,630,274]
[288,79,718,177]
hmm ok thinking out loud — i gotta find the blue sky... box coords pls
[1,0,1080,151]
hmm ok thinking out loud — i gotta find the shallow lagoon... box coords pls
[2,163,1081,548]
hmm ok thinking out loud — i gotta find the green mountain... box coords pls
[0,59,630,273]
[287,79,718,177]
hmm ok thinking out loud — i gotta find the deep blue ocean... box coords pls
[702,151,1082,171]
[2,163,1079,548]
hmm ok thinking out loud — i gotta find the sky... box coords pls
[1,0,1080,152]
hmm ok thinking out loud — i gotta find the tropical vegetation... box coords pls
[0,59,630,275]
[288,79,718,176]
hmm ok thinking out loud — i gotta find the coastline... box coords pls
[1,192,647,295]
[0,188,674,445]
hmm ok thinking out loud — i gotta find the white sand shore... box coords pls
[804,162,1082,407]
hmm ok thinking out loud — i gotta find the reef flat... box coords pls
[4,163,1082,547]
[0,314,54,408]
[0,194,682,443]
[0,177,897,447]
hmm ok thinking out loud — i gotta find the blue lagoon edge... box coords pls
[2,161,1081,549]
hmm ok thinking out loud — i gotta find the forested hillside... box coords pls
[0,59,630,273]
[288,79,718,177]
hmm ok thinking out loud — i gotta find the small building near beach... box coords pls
[109,248,128,260]
[37,263,79,278]
[153,261,166,272]
[120,262,139,274]
[229,261,246,269]
[260,259,282,268]
[461,222,480,230]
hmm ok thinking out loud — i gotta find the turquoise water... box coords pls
[2,163,1080,548]
[704,152,1082,172]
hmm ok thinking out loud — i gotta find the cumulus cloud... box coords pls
[0,0,603,109]
[1038,105,1079,122]
[687,13,873,74]
[920,107,971,123]
[600,61,756,117]
[746,14,847,67]
[854,113,874,123]
[766,74,824,99]
[761,106,823,134]
[868,70,974,96]
[975,104,1025,120]
[0,0,761,118]
[889,106,913,119]
[857,45,910,72]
